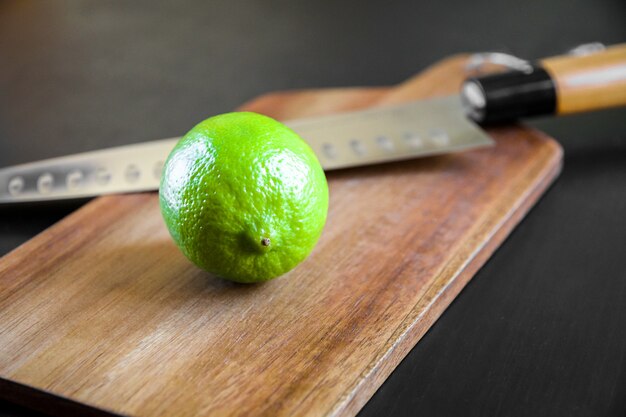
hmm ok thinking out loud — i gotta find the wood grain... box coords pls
[542,43,626,114]
[0,55,562,417]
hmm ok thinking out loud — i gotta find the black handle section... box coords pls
[461,66,557,124]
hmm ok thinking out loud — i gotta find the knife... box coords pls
[1,44,625,204]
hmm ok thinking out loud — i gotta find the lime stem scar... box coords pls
[261,237,271,247]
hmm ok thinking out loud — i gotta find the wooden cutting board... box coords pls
[0,55,562,417]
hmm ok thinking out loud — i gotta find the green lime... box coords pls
[159,112,329,283]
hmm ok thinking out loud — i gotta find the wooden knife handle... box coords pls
[462,43,626,123]
[541,43,626,115]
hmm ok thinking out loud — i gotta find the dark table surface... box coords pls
[1,1,625,416]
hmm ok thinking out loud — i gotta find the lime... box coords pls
[159,112,329,283]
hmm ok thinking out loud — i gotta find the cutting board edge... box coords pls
[330,136,563,417]
[0,377,123,417]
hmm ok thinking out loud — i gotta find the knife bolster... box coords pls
[461,67,557,124]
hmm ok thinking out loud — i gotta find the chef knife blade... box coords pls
[0,95,491,204]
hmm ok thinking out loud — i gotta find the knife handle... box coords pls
[462,43,626,123]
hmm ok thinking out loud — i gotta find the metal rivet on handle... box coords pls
[8,176,24,196]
